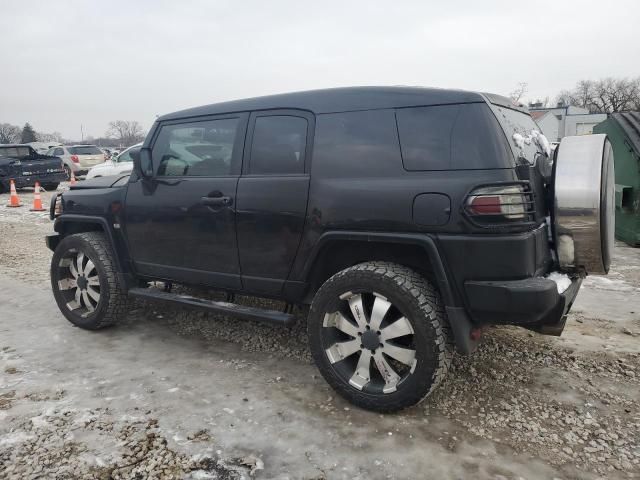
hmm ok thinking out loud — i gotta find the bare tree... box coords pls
[509,82,528,103]
[556,77,640,113]
[106,120,146,147]
[37,131,64,143]
[0,123,21,144]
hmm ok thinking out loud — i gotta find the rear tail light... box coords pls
[70,155,79,163]
[465,183,535,225]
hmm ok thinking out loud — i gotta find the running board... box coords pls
[128,288,296,326]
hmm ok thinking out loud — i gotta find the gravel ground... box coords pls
[1,185,639,479]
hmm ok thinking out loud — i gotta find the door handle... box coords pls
[200,196,232,207]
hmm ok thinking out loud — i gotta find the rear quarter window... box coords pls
[396,103,514,170]
[490,105,543,163]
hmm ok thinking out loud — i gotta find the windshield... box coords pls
[69,146,102,155]
[117,146,140,163]
[491,105,550,164]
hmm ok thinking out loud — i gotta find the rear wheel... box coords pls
[308,262,454,412]
[51,232,129,329]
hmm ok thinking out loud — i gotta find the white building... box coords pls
[529,104,607,142]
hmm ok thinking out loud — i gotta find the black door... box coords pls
[123,114,248,289]
[236,110,313,295]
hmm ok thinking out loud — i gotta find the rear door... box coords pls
[124,114,248,289]
[236,110,313,295]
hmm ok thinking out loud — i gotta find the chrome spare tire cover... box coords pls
[553,134,615,275]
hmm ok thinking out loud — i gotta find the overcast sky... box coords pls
[2,0,639,140]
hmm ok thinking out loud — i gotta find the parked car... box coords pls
[86,144,142,179]
[46,87,614,412]
[0,144,67,192]
[45,145,106,179]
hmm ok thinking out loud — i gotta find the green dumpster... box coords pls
[594,112,640,247]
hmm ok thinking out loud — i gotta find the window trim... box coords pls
[242,109,315,177]
[149,113,249,178]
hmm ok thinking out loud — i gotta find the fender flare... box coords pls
[302,231,459,306]
[300,231,477,354]
[53,215,128,275]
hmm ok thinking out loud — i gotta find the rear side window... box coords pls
[249,116,307,174]
[313,109,401,177]
[0,146,30,157]
[396,103,513,170]
[54,148,64,156]
[69,146,102,155]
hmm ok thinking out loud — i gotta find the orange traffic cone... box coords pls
[30,182,46,211]
[70,170,77,186]
[6,179,22,207]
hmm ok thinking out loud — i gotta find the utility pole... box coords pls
[80,124,84,142]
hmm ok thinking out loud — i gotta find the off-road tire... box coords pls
[308,261,454,412]
[51,232,129,330]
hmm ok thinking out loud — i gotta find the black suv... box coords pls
[47,87,614,412]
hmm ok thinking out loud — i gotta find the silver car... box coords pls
[46,145,106,179]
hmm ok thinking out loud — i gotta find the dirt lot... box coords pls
[1,185,639,479]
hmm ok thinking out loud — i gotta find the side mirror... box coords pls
[132,148,153,178]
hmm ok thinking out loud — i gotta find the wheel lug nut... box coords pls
[360,344,364,349]
[379,343,384,348]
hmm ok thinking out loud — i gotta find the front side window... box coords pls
[249,116,307,175]
[153,118,239,177]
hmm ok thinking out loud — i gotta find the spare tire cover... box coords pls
[553,134,615,275]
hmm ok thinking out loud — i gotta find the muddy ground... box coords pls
[0,185,639,479]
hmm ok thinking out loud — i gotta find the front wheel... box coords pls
[51,232,129,329]
[308,262,454,412]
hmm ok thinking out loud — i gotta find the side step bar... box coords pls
[128,288,296,326]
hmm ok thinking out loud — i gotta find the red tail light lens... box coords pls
[465,184,534,224]
[70,155,79,163]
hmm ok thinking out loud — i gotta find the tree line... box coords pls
[511,76,640,113]
[0,120,146,147]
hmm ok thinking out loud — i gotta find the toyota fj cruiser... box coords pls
[46,87,614,412]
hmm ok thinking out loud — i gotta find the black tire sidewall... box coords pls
[50,234,112,329]
[308,266,442,411]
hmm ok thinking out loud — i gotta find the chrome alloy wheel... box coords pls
[57,248,101,317]
[323,291,417,394]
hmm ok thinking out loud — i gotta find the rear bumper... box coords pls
[464,275,582,327]
[3,172,67,189]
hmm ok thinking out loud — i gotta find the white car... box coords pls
[86,143,142,179]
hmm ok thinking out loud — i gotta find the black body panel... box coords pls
[48,86,567,352]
